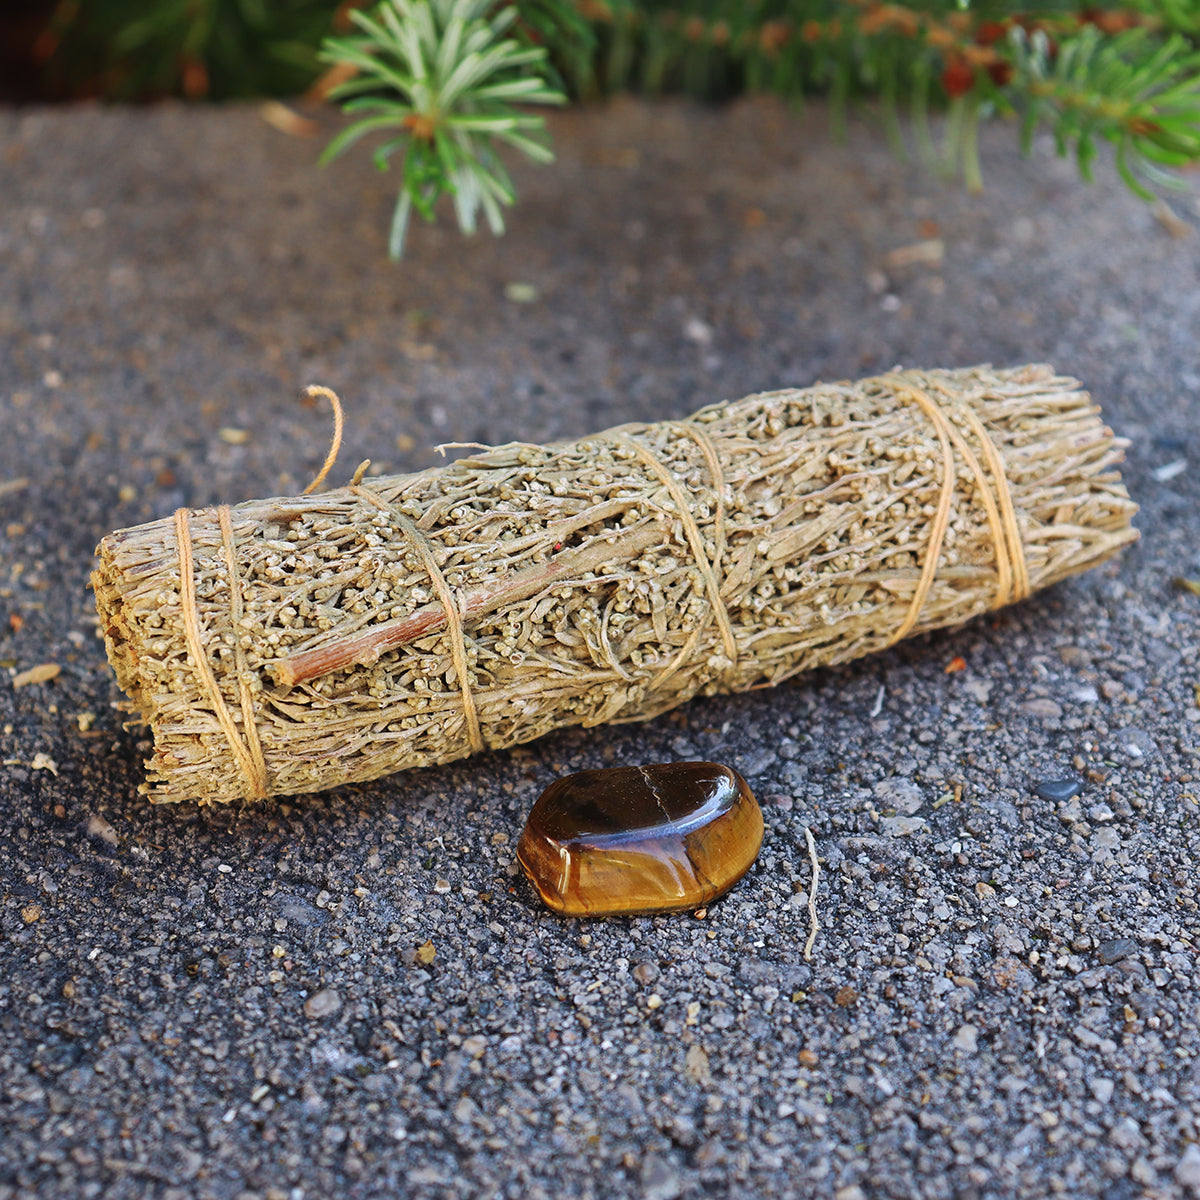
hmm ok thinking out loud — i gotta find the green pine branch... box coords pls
[319,0,566,258]
[1008,23,1200,198]
[320,3,1200,255]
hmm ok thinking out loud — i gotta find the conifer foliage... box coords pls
[321,1,1200,254]
[319,0,568,258]
[29,1,1200,255]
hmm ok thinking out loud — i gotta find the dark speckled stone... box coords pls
[1033,777,1084,802]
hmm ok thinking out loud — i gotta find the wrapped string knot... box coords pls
[888,376,1030,644]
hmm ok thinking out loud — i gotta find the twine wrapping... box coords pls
[92,364,1137,805]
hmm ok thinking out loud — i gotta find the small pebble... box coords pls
[1033,777,1084,802]
[684,1044,712,1085]
[461,1035,487,1059]
[1057,797,1084,823]
[640,1151,682,1200]
[738,747,778,777]
[1114,726,1157,760]
[303,988,341,1019]
[874,778,923,815]
[1109,1116,1144,1150]
[879,816,927,837]
[632,962,659,985]
[86,814,119,846]
[1175,1144,1200,1189]
[953,1024,979,1053]
[504,281,539,304]
[1096,937,1138,965]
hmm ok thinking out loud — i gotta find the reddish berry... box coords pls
[942,58,974,99]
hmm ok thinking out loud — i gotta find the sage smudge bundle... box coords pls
[92,364,1137,805]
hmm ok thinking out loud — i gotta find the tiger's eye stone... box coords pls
[516,762,764,917]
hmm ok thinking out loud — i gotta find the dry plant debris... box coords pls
[11,663,61,689]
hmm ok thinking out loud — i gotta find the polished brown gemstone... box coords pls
[516,762,764,917]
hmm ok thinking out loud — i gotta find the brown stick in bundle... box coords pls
[91,364,1138,805]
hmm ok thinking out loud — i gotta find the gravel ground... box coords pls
[1,97,1199,1200]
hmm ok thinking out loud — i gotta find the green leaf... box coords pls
[470,77,567,102]
[1076,131,1097,182]
[477,187,506,237]
[435,12,467,85]
[487,4,519,40]
[495,129,556,163]
[339,96,415,115]
[439,44,539,108]
[1115,136,1156,201]
[388,190,414,260]
[445,112,546,133]
[319,114,411,166]
[320,39,414,95]
[314,0,1200,258]
[346,9,404,60]
[372,136,410,170]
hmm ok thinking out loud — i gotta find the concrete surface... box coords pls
[1,96,1199,1199]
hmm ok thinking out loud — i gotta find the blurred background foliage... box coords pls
[3,1,1199,254]
[7,1,1198,107]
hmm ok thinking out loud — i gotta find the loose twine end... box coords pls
[301,385,345,495]
[171,384,346,797]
